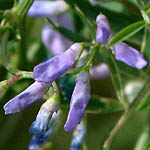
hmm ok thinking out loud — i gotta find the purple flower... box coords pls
[96,14,111,44]
[41,13,74,55]
[29,112,61,150]
[30,95,59,136]
[34,43,83,84]
[70,120,86,150]
[27,0,68,17]
[64,71,90,131]
[111,42,147,69]
[4,82,49,114]
[90,63,110,80]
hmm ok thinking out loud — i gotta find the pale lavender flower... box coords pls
[96,14,111,44]
[70,120,86,150]
[41,13,74,55]
[111,42,147,69]
[27,0,68,17]
[4,82,49,114]
[30,96,59,136]
[90,63,110,80]
[34,43,83,84]
[64,71,90,131]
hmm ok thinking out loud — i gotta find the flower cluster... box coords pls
[96,14,147,69]
[3,0,149,149]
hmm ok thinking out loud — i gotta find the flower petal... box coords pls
[34,43,83,84]
[111,42,147,69]
[96,15,111,44]
[4,82,49,114]
[64,71,90,131]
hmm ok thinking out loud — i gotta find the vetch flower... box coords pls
[30,94,60,136]
[22,0,69,17]
[70,120,86,150]
[29,112,61,150]
[64,71,90,131]
[34,43,83,84]
[41,13,73,55]
[4,82,49,114]
[96,14,111,44]
[111,42,147,69]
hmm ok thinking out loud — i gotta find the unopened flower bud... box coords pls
[34,43,83,84]
[64,71,90,131]
[30,94,60,136]
[29,112,61,149]
[96,14,111,44]
[4,82,49,114]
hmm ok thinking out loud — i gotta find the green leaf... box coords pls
[137,96,150,110]
[100,47,128,108]
[141,26,150,60]
[60,95,123,114]
[86,95,123,114]
[108,21,146,46]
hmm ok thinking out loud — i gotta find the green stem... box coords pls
[16,0,35,18]
[0,31,33,78]
[74,5,95,39]
[103,82,149,149]
[1,31,19,75]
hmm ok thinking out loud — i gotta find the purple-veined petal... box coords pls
[34,43,83,84]
[111,42,147,69]
[64,71,90,131]
[4,82,49,114]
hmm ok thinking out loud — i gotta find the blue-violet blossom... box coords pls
[64,71,90,131]
[4,82,49,114]
[34,43,83,84]
[111,42,147,69]
[29,112,61,150]
[30,95,59,136]
[96,14,147,69]
[96,14,111,44]
[70,120,86,150]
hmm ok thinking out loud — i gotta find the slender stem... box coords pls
[74,5,95,39]
[16,0,35,18]
[1,31,19,75]
[103,82,149,149]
